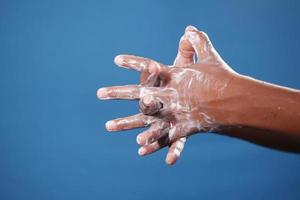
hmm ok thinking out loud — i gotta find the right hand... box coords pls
[98,26,240,163]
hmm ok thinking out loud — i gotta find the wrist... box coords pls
[217,73,300,135]
[194,71,245,130]
[212,73,251,127]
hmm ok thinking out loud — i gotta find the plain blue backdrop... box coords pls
[1,0,300,199]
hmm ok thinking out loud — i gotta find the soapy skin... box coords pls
[97,25,300,165]
[99,26,203,164]
[99,25,232,164]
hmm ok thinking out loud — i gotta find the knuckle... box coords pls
[106,89,114,96]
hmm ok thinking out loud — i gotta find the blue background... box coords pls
[1,0,300,199]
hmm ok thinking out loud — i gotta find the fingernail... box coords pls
[138,147,146,156]
[166,153,177,165]
[97,88,108,99]
[136,135,143,145]
[148,64,155,74]
[105,120,117,131]
[148,62,159,74]
[143,95,154,106]
[114,55,123,65]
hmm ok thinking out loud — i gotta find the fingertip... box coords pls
[105,120,117,131]
[136,134,145,145]
[114,55,124,65]
[97,88,108,100]
[138,147,146,156]
[140,95,162,116]
[148,62,159,74]
[165,153,178,165]
[185,25,198,33]
[143,95,155,106]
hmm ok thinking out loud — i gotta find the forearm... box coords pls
[227,74,300,135]
[217,73,300,151]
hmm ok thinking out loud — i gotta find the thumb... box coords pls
[173,26,196,67]
[183,25,222,64]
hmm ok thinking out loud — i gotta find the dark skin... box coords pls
[97,29,197,164]
[97,25,300,165]
[219,73,300,152]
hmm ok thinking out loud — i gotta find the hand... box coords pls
[97,26,239,164]
[98,26,205,165]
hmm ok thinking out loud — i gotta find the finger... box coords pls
[140,64,170,88]
[183,25,219,63]
[97,85,140,100]
[105,113,155,132]
[139,89,175,120]
[98,85,164,101]
[165,137,187,165]
[139,87,177,117]
[114,54,164,73]
[138,134,169,156]
[168,121,200,143]
[139,94,163,115]
[136,121,169,145]
[173,27,196,67]
[140,69,160,87]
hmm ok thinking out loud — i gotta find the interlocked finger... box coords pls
[138,134,170,156]
[165,137,187,165]
[115,55,164,73]
[97,85,141,100]
[105,113,156,132]
[136,121,169,145]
